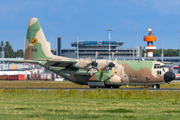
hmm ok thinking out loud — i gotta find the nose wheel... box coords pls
[152,84,160,89]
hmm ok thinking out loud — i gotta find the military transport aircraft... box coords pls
[7,18,175,89]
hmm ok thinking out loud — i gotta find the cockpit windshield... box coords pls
[154,64,167,69]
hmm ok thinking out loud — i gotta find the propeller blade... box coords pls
[95,51,99,60]
[97,66,101,71]
[112,52,115,61]
[109,70,112,77]
[88,56,90,60]
[90,68,94,76]
[114,66,118,69]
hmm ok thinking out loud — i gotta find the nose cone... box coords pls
[164,71,175,83]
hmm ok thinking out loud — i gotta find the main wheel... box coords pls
[152,84,160,89]
[98,86,105,88]
[90,86,96,88]
[105,85,111,88]
[112,85,119,88]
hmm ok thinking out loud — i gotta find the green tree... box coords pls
[142,49,147,57]
[14,49,23,58]
[143,48,180,57]
[5,41,14,58]
[1,41,4,46]
[153,49,161,57]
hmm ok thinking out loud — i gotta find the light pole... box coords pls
[133,31,135,60]
[161,31,163,62]
[179,31,180,63]
[23,33,25,57]
[106,28,113,60]
[136,30,138,59]
[77,33,79,59]
[56,34,58,55]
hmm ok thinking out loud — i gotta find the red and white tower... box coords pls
[144,28,156,57]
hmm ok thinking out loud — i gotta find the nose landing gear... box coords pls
[152,84,160,89]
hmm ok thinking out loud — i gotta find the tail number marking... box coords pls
[32,48,37,52]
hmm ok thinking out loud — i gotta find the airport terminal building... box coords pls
[58,39,142,59]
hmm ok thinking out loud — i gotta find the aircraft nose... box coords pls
[164,71,175,83]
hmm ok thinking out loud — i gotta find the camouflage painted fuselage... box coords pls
[9,18,172,87]
[55,60,168,86]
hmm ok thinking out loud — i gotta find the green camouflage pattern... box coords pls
[12,18,172,88]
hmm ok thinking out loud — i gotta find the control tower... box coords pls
[144,28,156,57]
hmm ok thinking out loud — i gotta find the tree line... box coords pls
[1,41,23,58]
[142,49,180,57]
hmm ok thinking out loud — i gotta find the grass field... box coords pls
[0,81,180,119]
[0,88,180,119]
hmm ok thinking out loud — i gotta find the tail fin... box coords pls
[24,18,54,60]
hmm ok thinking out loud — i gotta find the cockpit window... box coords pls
[154,64,157,69]
[157,65,160,68]
[162,65,167,68]
[154,64,165,69]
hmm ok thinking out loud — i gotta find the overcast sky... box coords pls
[1,0,180,51]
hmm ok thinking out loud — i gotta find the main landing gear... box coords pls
[89,86,96,88]
[152,84,160,89]
[90,84,160,89]
[89,85,121,89]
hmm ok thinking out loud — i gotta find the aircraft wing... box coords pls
[6,59,78,68]
[59,70,98,75]
[6,60,40,64]
[44,60,77,67]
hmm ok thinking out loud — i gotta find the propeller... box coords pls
[87,51,101,76]
[104,52,117,77]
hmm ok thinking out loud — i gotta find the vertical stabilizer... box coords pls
[24,18,53,60]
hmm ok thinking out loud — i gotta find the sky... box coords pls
[1,0,180,51]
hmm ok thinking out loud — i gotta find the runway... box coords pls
[0,80,179,91]
[2,87,180,91]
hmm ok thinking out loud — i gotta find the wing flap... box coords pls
[59,70,98,75]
